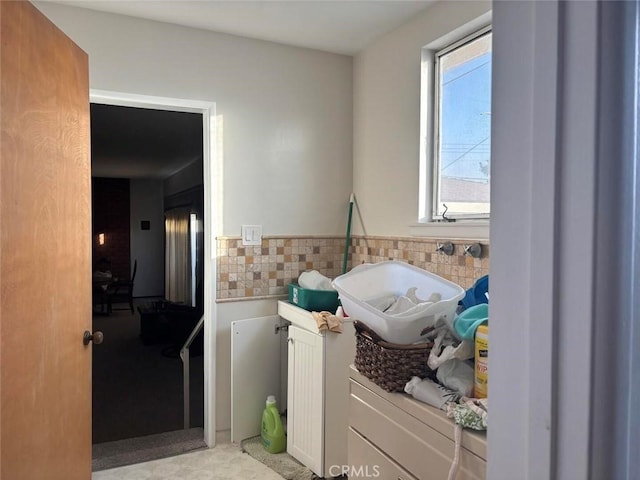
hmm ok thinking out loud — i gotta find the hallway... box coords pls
[92,301,204,444]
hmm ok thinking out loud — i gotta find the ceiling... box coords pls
[91,104,203,179]
[46,0,434,55]
[81,1,434,179]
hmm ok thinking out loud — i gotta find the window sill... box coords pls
[409,221,489,241]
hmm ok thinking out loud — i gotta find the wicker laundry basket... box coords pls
[354,320,434,392]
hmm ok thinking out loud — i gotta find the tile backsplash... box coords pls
[216,235,489,301]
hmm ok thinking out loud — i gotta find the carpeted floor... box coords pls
[92,427,207,471]
[92,301,204,445]
[240,436,315,480]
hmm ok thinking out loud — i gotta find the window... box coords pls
[430,27,492,220]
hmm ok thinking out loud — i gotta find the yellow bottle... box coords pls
[474,324,488,398]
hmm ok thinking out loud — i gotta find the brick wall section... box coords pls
[216,235,489,301]
[92,177,131,280]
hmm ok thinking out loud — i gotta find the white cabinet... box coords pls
[349,366,487,480]
[287,324,324,473]
[278,301,355,478]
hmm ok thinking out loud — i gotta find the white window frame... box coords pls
[433,26,492,221]
[419,24,492,225]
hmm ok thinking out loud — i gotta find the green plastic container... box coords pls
[261,395,286,454]
[288,283,340,312]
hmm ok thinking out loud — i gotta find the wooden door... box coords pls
[1,2,92,479]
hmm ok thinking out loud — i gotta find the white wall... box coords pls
[34,2,353,434]
[130,179,165,297]
[352,1,491,237]
[35,2,353,238]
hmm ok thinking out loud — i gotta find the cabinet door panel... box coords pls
[287,325,324,476]
[231,316,281,442]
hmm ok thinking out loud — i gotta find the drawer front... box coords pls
[348,427,417,480]
[350,380,486,480]
[349,366,487,460]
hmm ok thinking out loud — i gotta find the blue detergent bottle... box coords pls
[261,395,286,454]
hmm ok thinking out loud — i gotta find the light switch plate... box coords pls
[241,225,262,246]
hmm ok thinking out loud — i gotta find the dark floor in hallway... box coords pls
[92,301,204,445]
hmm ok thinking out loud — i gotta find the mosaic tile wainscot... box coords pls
[216,236,489,301]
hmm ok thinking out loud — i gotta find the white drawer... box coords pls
[349,366,486,460]
[350,379,486,480]
[348,427,417,480]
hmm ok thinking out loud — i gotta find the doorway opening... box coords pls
[89,91,217,469]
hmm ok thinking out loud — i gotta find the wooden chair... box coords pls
[106,260,137,315]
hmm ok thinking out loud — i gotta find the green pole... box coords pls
[342,193,355,274]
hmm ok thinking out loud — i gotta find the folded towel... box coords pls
[364,294,396,312]
[312,311,343,334]
[370,288,443,317]
[453,303,489,340]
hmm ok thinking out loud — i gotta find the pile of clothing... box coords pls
[403,275,489,480]
[365,287,442,318]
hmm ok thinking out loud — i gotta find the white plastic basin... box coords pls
[332,261,465,344]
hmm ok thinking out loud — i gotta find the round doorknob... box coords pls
[83,330,104,346]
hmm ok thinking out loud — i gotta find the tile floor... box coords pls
[92,435,284,480]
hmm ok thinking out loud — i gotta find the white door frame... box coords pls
[90,89,218,447]
[490,2,639,478]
